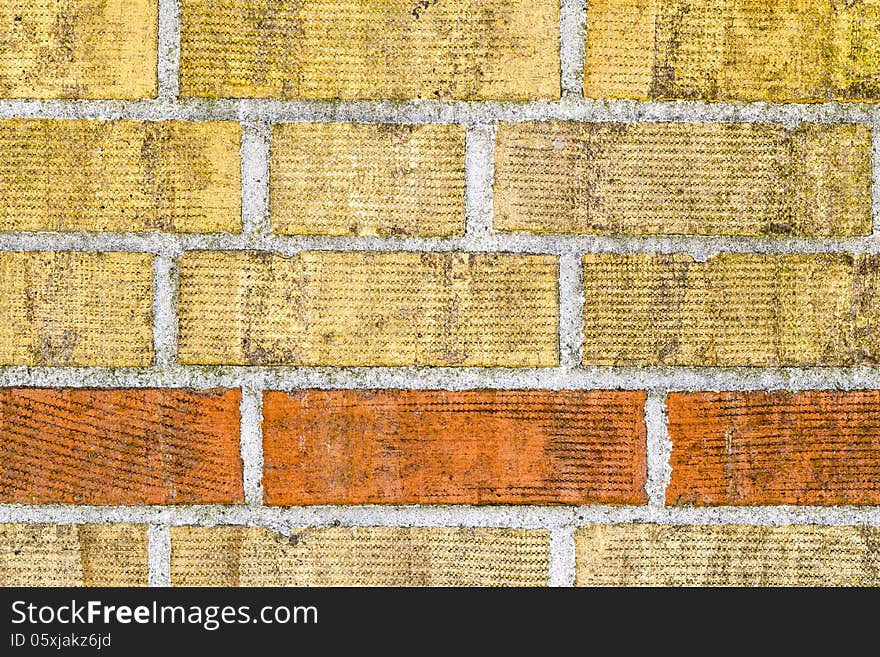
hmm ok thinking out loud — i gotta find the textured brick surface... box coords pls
[179,0,560,100]
[171,526,550,586]
[0,0,157,99]
[262,390,647,505]
[0,389,243,504]
[494,122,872,236]
[0,120,241,233]
[177,251,558,366]
[667,391,880,506]
[0,524,148,586]
[0,252,154,366]
[582,253,880,366]
[271,123,466,237]
[583,0,880,101]
[575,524,880,586]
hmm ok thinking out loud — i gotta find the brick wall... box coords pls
[0,0,878,587]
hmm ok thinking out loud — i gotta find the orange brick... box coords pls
[0,389,243,504]
[667,391,880,506]
[262,390,647,505]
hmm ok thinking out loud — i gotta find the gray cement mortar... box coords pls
[0,0,878,587]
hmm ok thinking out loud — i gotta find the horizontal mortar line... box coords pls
[0,98,877,124]
[4,232,880,257]
[4,366,880,391]
[1,505,879,528]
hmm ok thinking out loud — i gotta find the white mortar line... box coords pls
[644,394,673,508]
[157,0,181,100]
[873,125,880,235]
[2,505,879,527]
[548,526,576,587]
[560,0,586,97]
[463,123,498,248]
[240,119,272,238]
[7,365,880,392]
[0,98,876,124]
[6,232,880,257]
[147,524,171,587]
[240,388,265,506]
[152,255,178,369]
[558,254,584,368]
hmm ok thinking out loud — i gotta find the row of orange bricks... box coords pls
[2,388,878,506]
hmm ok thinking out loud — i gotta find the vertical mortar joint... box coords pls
[147,524,171,587]
[558,253,584,368]
[152,254,178,369]
[240,387,265,506]
[872,125,880,235]
[157,0,181,100]
[464,123,498,249]
[548,526,576,587]
[644,392,673,508]
[560,0,587,97]
[240,117,273,240]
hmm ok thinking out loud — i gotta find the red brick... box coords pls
[0,389,243,504]
[262,389,647,505]
[667,391,880,505]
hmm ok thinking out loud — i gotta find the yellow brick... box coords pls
[271,123,466,237]
[583,0,880,101]
[494,122,872,237]
[177,251,558,366]
[180,0,559,100]
[0,524,148,586]
[0,1,157,99]
[575,524,880,586]
[171,526,549,586]
[0,252,154,366]
[582,253,880,366]
[0,120,241,233]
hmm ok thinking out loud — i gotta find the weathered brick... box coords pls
[667,391,880,506]
[575,524,880,586]
[0,389,243,504]
[582,253,880,366]
[0,252,154,366]
[171,526,549,586]
[262,390,647,505]
[583,0,880,101]
[0,120,241,233]
[0,524,148,586]
[177,251,558,366]
[0,1,157,99]
[179,0,559,100]
[494,122,872,236]
[271,123,466,237]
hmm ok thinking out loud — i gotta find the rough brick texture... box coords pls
[582,253,880,366]
[584,0,880,101]
[4,0,880,591]
[170,526,550,586]
[262,390,647,505]
[0,120,241,233]
[179,0,560,100]
[271,123,466,237]
[0,524,148,586]
[576,524,880,586]
[0,252,154,366]
[666,391,880,506]
[0,0,158,99]
[0,388,243,504]
[494,122,872,236]
[177,251,558,366]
